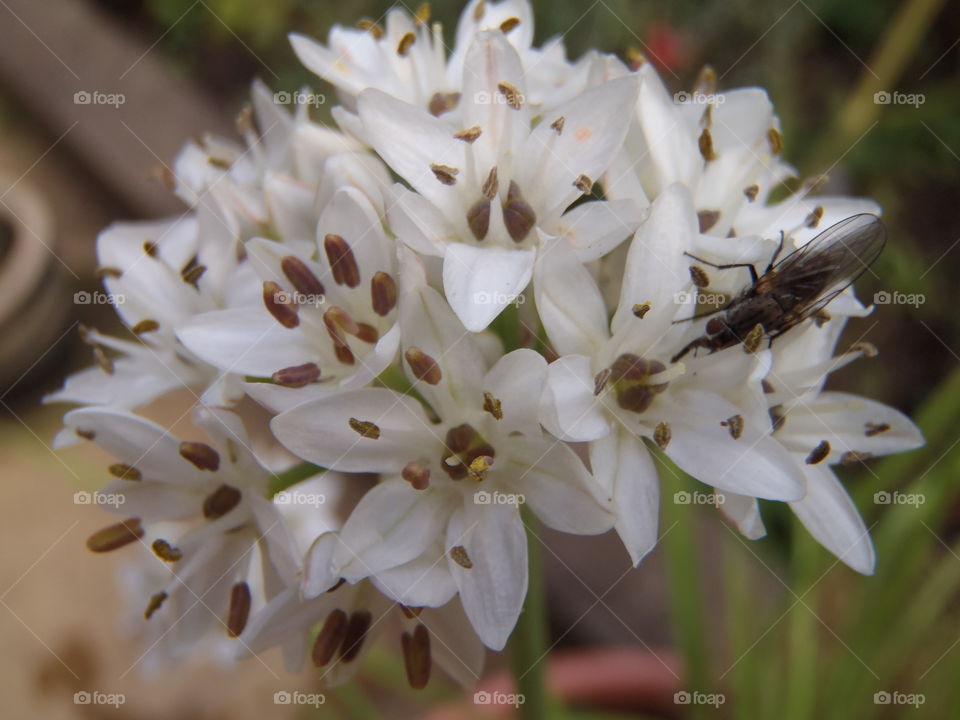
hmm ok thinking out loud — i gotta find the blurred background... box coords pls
[0,0,957,717]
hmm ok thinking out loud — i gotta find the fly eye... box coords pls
[706,317,725,335]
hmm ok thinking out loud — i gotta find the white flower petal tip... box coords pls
[442,243,535,331]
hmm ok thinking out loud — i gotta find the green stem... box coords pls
[510,507,551,720]
[783,522,819,720]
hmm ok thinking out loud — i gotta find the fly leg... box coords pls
[682,252,760,284]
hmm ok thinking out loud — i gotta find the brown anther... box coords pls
[805,205,825,229]
[865,422,891,437]
[574,174,594,194]
[497,82,523,110]
[654,422,671,450]
[87,518,144,553]
[767,128,783,155]
[206,156,231,170]
[430,163,459,186]
[272,363,321,388]
[356,19,384,39]
[499,17,521,34]
[697,210,721,233]
[96,266,122,279]
[281,255,326,297]
[503,180,536,243]
[626,47,647,70]
[131,319,159,335]
[693,65,717,95]
[769,404,786,432]
[371,271,398,316]
[482,391,503,420]
[744,185,759,202]
[698,128,717,161]
[312,609,348,667]
[594,368,611,396]
[93,346,114,375]
[324,234,361,288]
[805,440,831,465]
[339,610,373,662]
[689,266,710,288]
[227,582,251,637]
[76,428,96,441]
[202,485,241,519]
[467,199,491,241]
[414,2,431,25]
[355,323,379,344]
[152,539,182,562]
[454,125,482,143]
[482,166,499,200]
[108,463,140,481]
[143,241,158,258]
[405,347,442,385]
[402,623,432,689]
[402,461,431,490]
[324,306,360,339]
[473,0,486,20]
[349,418,381,439]
[397,32,416,57]
[742,323,765,353]
[151,164,175,190]
[468,455,494,481]
[428,92,460,116]
[179,441,220,471]
[761,379,775,394]
[550,116,565,135]
[840,450,873,466]
[144,591,167,619]
[721,415,744,439]
[449,545,473,569]
[181,263,206,288]
[263,281,299,329]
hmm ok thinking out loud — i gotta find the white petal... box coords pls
[482,349,547,435]
[420,600,487,687]
[635,65,701,192]
[553,200,644,262]
[271,389,435,472]
[504,436,614,535]
[334,481,455,581]
[372,543,458,608]
[446,502,527,651]
[589,427,660,564]
[442,243,535,332]
[534,241,609,357]
[302,532,340,598]
[715,491,767,540]
[790,464,875,574]
[539,355,609,442]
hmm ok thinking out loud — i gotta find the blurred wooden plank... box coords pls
[0,0,237,217]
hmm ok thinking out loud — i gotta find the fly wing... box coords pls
[773,213,886,316]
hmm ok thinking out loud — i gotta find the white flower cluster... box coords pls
[51,0,922,689]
